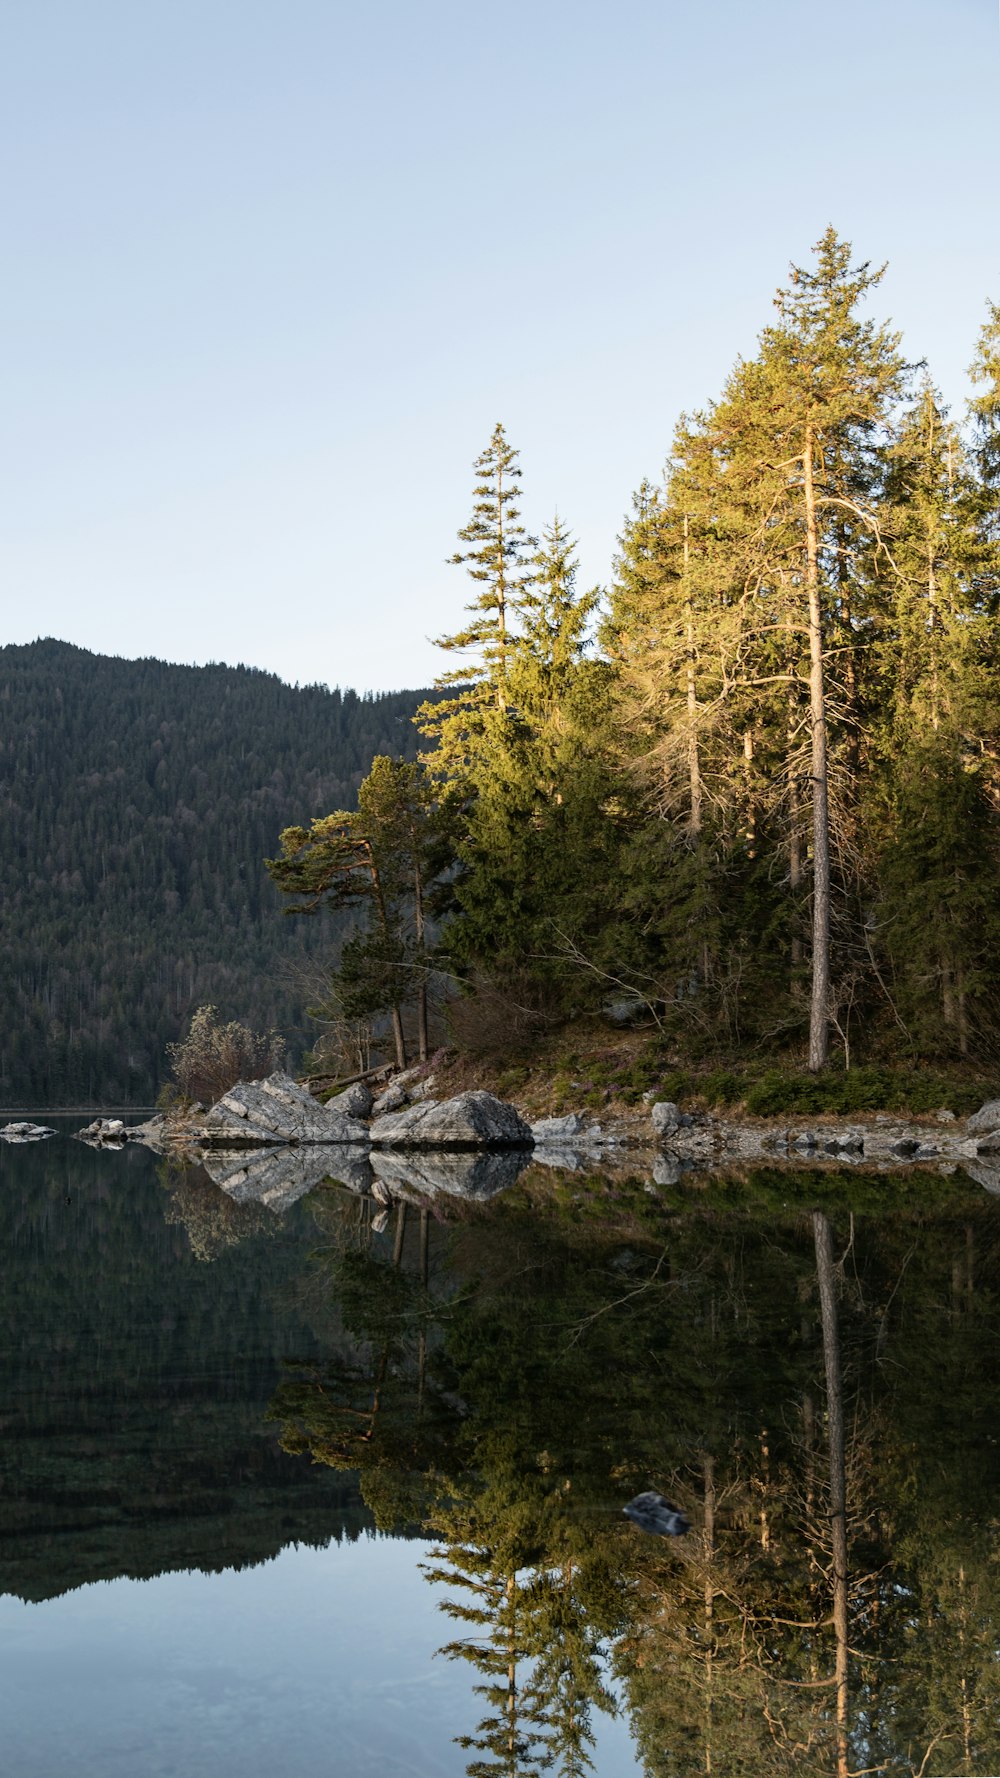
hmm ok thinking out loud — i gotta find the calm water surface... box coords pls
[1,1125,998,1776]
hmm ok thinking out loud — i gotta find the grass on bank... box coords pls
[431,1023,996,1121]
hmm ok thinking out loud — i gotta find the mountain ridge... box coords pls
[0,638,431,1105]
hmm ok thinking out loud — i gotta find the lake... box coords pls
[1,1125,998,1777]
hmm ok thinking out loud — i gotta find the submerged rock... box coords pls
[623,1492,690,1537]
[201,1073,369,1145]
[370,1090,532,1150]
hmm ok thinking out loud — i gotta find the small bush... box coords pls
[167,1005,286,1105]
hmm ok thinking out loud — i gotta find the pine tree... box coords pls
[264,756,436,1068]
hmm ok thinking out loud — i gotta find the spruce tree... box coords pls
[758,228,907,1067]
[418,423,536,784]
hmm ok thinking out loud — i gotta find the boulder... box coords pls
[1,1121,55,1141]
[532,1112,586,1142]
[75,1117,127,1145]
[370,1090,532,1149]
[962,1159,1000,1196]
[125,1113,168,1145]
[201,1072,369,1145]
[325,1080,374,1119]
[371,1147,529,1200]
[651,1100,681,1137]
[602,993,650,1028]
[967,1099,1000,1137]
[530,1113,624,1149]
[371,1080,411,1116]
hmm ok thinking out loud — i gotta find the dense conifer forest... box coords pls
[7,232,999,1103]
[271,230,1000,1079]
[0,639,429,1105]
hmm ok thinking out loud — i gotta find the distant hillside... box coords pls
[0,639,430,1105]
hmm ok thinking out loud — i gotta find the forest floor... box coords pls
[399,1018,997,1127]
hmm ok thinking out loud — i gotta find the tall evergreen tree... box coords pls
[418,423,536,784]
[756,228,907,1067]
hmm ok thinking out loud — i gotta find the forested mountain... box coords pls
[0,639,429,1105]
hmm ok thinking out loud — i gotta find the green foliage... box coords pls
[418,232,1000,1074]
[265,754,439,1064]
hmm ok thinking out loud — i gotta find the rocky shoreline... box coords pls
[58,1068,1000,1196]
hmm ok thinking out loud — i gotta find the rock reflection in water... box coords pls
[370,1147,530,1201]
[198,1143,531,1211]
[200,1143,374,1207]
[268,1162,1000,1778]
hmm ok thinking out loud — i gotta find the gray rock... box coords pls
[826,1129,864,1154]
[371,1080,411,1116]
[652,1154,682,1187]
[325,1080,374,1119]
[371,1147,529,1199]
[967,1099,1000,1136]
[891,1137,921,1158]
[935,1107,957,1123]
[531,1112,587,1142]
[961,1159,1000,1196]
[201,1072,369,1145]
[792,1131,818,1152]
[125,1113,168,1143]
[602,993,650,1028]
[75,1117,128,1145]
[1,1121,55,1140]
[370,1090,533,1149]
[651,1101,681,1137]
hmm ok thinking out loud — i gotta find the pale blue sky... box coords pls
[2,0,997,691]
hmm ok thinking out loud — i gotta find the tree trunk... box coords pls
[804,427,831,1070]
[813,1211,849,1778]
[703,1454,715,1777]
[413,860,429,1061]
[684,514,703,836]
[390,1005,408,1071]
[367,847,408,1069]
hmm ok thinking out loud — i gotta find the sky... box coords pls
[2,0,998,693]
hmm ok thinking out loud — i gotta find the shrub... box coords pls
[166,1005,286,1105]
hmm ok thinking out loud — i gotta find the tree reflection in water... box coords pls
[268,1162,1000,1777]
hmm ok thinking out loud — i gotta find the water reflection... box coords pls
[3,1131,1000,1775]
[267,1161,1000,1777]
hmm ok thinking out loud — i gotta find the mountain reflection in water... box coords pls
[1,1129,999,1777]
